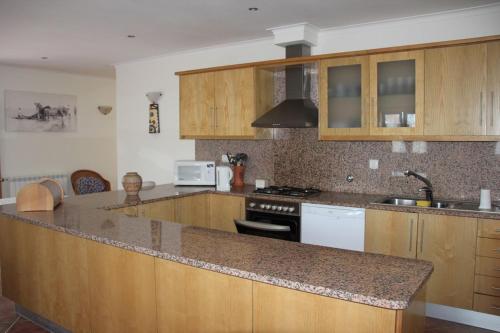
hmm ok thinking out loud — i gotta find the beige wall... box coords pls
[0,65,117,192]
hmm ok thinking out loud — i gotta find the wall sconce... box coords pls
[98,105,112,115]
[146,91,163,134]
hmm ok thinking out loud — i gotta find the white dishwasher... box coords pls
[301,203,365,251]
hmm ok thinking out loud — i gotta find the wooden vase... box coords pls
[232,165,246,187]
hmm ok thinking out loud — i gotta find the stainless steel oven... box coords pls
[235,198,301,242]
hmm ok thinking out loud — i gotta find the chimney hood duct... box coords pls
[252,44,318,128]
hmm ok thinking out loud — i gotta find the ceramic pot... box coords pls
[232,165,246,187]
[122,172,142,196]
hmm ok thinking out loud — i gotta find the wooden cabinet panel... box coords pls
[0,216,90,333]
[473,293,500,316]
[474,275,500,297]
[180,72,215,137]
[476,256,500,278]
[112,205,138,217]
[253,281,398,333]
[155,259,252,332]
[487,41,500,135]
[319,56,371,138]
[174,194,209,227]
[208,194,244,233]
[417,214,477,309]
[478,218,500,239]
[214,68,256,137]
[477,237,500,259]
[369,50,424,136]
[365,209,418,258]
[424,44,487,135]
[87,241,157,333]
[138,200,175,221]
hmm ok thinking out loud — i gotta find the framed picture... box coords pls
[4,90,77,132]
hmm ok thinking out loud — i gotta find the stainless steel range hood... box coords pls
[252,44,318,128]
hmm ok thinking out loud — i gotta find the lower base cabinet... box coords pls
[208,194,245,232]
[155,259,252,332]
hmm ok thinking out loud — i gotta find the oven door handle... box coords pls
[234,220,291,232]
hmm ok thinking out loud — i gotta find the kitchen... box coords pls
[1,1,500,332]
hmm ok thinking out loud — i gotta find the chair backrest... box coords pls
[71,169,111,195]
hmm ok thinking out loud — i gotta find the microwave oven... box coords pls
[174,161,216,186]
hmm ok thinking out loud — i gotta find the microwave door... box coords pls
[178,166,202,181]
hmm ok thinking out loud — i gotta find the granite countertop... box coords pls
[0,184,435,310]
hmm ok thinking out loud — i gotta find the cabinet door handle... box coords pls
[492,286,500,291]
[419,219,425,254]
[214,106,217,128]
[480,92,483,127]
[491,305,500,310]
[491,91,495,127]
[409,218,414,252]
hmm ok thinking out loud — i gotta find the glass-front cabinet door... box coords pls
[369,51,424,136]
[319,56,370,138]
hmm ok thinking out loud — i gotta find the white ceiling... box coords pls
[0,0,498,78]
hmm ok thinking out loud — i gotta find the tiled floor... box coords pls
[0,295,497,332]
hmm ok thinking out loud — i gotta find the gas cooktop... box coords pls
[253,186,321,197]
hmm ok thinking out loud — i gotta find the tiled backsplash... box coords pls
[195,129,500,201]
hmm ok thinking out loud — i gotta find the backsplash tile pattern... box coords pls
[196,129,500,201]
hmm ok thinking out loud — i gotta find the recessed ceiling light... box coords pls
[127,34,136,38]
[248,7,258,11]
[41,57,48,60]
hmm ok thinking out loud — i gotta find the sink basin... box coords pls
[431,201,449,209]
[381,198,417,206]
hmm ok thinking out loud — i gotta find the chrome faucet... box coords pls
[404,170,433,203]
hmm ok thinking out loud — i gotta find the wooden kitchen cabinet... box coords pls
[319,56,371,138]
[365,209,418,259]
[179,67,266,139]
[174,194,210,227]
[208,194,245,233]
[417,214,477,309]
[424,44,487,136]
[155,259,252,332]
[138,199,176,221]
[487,41,500,135]
[179,72,215,137]
[369,50,424,136]
[87,240,157,333]
[0,216,90,333]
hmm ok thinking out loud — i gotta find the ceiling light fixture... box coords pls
[248,7,258,11]
[127,34,136,38]
[41,56,48,60]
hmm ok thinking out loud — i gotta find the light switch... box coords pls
[369,159,379,169]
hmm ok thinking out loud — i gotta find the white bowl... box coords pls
[141,181,156,191]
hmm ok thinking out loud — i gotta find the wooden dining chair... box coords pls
[71,169,111,195]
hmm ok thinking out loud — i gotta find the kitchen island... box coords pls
[0,185,432,333]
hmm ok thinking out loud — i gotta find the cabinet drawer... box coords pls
[477,238,500,259]
[473,293,500,316]
[478,219,500,239]
[474,275,500,296]
[476,257,500,278]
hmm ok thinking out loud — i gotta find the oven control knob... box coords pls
[288,207,296,213]
[282,207,289,212]
[276,206,283,211]
[271,205,277,210]
[249,202,256,208]
[259,204,266,209]
[265,204,271,210]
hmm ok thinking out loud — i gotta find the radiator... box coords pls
[1,174,70,198]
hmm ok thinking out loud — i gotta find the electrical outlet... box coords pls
[412,141,428,154]
[391,141,407,153]
[221,154,229,163]
[369,159,379,169]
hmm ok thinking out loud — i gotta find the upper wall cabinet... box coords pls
[369,51,424,136]
[179,67,270,139]
[487,41,500,136]
[425,44,487,136]
[319,56,370,138]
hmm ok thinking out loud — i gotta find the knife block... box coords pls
[16,178,64,212]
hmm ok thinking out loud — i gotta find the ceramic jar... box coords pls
[122,172,142,196]
[232,165,246,187]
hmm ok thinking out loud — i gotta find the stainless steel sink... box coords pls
[379,197,500,213]
[381,198,417,206]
